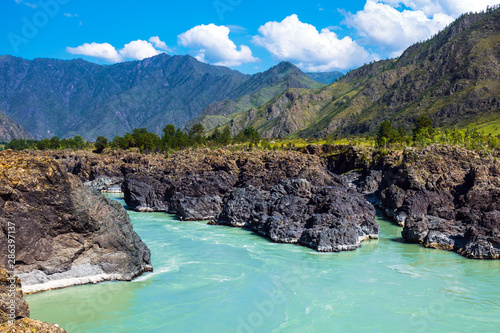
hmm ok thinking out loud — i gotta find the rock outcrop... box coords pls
[321,144,500,259]
[50,144,500,259]
[121,149,336,220]
[0,268,65,332]
[216,179,377,251]
[52,148,378,252]
[380,146,500,259]
[0,150,152,293]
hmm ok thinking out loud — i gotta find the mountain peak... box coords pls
[272,61,302,74]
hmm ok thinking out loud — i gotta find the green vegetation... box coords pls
[5,136,91,151]
[4,116,500,155]
[375,116,499,151]
[110,125,262,152]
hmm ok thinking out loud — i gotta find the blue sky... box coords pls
[1,0,498,74]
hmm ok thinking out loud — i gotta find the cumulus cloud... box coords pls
[344,1,453,57]
[253,14,377,71]
[67,37,170,63]
[120,40,161,60]
[67,42,124,63]
[149,36,170,51]
[178,24,258,67]
[344,0,499,57]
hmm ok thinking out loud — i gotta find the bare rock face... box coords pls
[216,179,378,252]
[121,149,335,221]
[0,151,152,293]
[377,146,500,259]
[311,144,500,259]
[0,268,66,332]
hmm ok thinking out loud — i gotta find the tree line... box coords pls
[3,117,499,153]
[3,124,262,153]
[4,135,90,151]
[375,114,499,150]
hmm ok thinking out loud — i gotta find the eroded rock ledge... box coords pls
[50,145,500,259]
[216,179,377,252]
[0,268,66,332]
[0,151,152,293]
[53,148,378,253]
[323,145,500,259]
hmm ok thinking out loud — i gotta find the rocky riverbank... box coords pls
[322,145,500,259]
[0,151,152,293]
[46,145,500,259]
[51,148,378,252]
[0,268,65,332]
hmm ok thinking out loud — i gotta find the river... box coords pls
[26,194,500,332]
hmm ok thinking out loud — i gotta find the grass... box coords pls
[476,120,500,136]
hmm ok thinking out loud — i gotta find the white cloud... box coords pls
[67,37,169,63]
[64,13,78,18]
[380,0,500,17]
[149,36,170,51]
[344,0,500,57]
[66,42,124,63]
[253,14,377,71]
[344,1,453,57]
[120,40,161,60]
[178,24,258,67]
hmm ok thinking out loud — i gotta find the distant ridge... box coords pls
[0,55,321,141]
[0,109,33,142]
[187,61,324,132]
[0,54,248,140]
[306,71,343,84]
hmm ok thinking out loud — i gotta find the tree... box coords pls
[73,135,86,149]
[413,114,434,143]
[376,120,394,148]
[235,126,260,144]
[48,136,60,150]
[131,128,161,152]
[162,124,176,149]
[94,136,108,153]
[189,124,206,146]
[220,127,231,145]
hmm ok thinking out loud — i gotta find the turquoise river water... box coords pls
[26,194,500,332]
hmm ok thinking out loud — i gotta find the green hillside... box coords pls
[226,8,500,138]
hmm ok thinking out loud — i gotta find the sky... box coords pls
[1,0,499,74]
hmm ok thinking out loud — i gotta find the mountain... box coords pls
[0,54,249,140]
[306,71,343,84]
[0,109,33,142]
[226,8,500,138]
[186,62,324,132]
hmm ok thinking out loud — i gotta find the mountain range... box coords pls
[0,54,322,141]
[224,8,500,138]
[1,8,499,142]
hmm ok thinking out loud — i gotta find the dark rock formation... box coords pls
[51,144,500,259]
[216,179,377,251]
[379,146,500,259]
[320,144,500,259]
[0,151,152,293]
[121,149,335,221]
[0,268,65,332]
